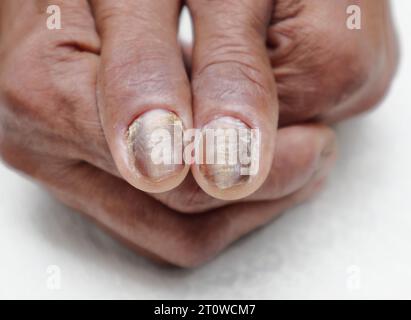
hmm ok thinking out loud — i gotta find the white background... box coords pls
[0,1,410,299]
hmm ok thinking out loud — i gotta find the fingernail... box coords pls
[199,117,252,190]
[127,109,184,182]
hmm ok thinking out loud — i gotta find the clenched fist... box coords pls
[0,0,397,266]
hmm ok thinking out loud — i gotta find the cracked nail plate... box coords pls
[199,117,252,190]
[127,109,184,182]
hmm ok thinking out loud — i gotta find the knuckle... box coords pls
[323,42,370,93]
[0,58,28,113]
[193,43,272,100]
[103,49,183,99]
[189,0,270,29]
[0,78,35,121]
[273,19,374,120]
[315,19,373,88]
[303,21,372,94]
[358,64,397,114]
[0,42,50,120]
[360,43,399,113]
[271,0,304,22]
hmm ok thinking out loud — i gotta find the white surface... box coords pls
[0,1,410,300]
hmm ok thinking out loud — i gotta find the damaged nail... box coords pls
[199,117,254,190]
[127,109,184,182]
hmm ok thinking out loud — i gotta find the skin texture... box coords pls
[0,0,397,266]
[186,0,279,200]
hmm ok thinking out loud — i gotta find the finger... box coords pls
[49,160,327,268]
[248,124,337,200]
[152,124,337,213]
[267,0,398,125]
[0,0,116,175]
[186,0,278,200]
[91,0,192,193]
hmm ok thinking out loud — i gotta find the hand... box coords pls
[270,0,398,125]
[160,0,398,208]
[92,0,397,201]
[185,0,398,126]
[0,0,336,266]
[92,0,280,200]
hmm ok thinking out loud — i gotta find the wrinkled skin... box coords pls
[269,0,398,124]
[0,0,397,266]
